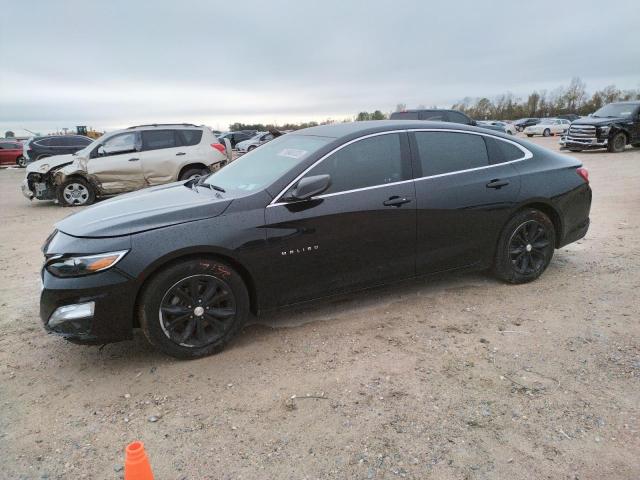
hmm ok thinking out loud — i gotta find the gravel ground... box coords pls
[0,136,639,479]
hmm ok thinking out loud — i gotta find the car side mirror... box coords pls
[287,174,331,201]
[470,120,477,126]
[97,145,106,156]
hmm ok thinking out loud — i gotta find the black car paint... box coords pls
[25,135,92,162]
[40,121,591,345]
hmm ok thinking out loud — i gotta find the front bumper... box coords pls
[40,268,138,344]
[560,136,608,149]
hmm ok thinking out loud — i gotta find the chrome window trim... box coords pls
[268,128,532,207]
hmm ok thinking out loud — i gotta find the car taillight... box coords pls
[211,143,225,153]
[576,167,589,183]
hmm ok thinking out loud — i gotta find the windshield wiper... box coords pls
[207,184,226,193]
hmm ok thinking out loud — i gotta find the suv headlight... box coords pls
[45,250,128,277]
[39,163,50,173]
[598,126,610,136]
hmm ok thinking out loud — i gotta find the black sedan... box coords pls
[40,121,591,358]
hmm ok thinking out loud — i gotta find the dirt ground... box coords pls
[0,136,639,480]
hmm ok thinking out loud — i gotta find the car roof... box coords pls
[291,120,481,139]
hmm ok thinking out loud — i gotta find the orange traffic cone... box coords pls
[124,441,154,480]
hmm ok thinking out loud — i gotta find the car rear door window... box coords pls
[414,132,488,176]
[177,129,203,146]
[304,133,406,195]
[484,136,525,164]
[142,130,177,151]
[48,137,66,147]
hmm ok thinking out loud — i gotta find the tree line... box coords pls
[451,78,640,120]
[228,78,639,130]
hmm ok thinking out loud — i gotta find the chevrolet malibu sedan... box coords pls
[40,121,592,358]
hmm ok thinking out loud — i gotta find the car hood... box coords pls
[26,154,76,173]
[572,116,628,126]
[56,182,233,238]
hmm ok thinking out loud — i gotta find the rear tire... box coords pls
[526,134,534,137]
[138,258,249,359]
[607,132,626,153]
[248,145,257,151]
[16,156,27,168]
[179,167,208,181]
[56,177,96,206]
[542,129,551,137]
[493,209,555,284]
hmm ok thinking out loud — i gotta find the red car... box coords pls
[0,141,25,167]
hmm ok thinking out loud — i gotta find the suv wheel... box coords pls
[16,156,27,168]
[57,177,96,206]
[493,209,555,284]
[542,128,551,137]
[608,132,626,153]
[180,167,208,181]
[138,258,249,359]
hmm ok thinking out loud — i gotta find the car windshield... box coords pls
[73,133,109,156]
[592,103,636,118]
[204,134,331,195]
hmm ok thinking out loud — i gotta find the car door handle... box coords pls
[176,152,186,156]
[383,196,412,207]
[128,157,140,162]
[486,179,509,189]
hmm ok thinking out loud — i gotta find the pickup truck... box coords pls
[560,101,640,153]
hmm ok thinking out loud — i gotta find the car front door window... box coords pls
[299,133,406,195]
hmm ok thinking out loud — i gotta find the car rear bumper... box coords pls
[40,269,137,344]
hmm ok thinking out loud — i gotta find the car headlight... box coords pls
[45,250,128,277]
[598,126,610,135]
[39,164,50,173]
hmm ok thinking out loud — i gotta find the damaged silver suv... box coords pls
[21,124,231,206]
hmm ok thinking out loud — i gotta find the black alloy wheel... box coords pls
[159,274,236,348]
[138,258,249,358]
[508,220,552,276]
[494,209,555,284]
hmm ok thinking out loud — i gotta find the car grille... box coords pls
[568,125,596,138]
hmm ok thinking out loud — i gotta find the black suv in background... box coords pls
[561,101,640,153]
[390,109,476,125]
[513,118,540,132]
[24,135,92,162]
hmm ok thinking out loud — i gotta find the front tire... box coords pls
[493,209,555,284]
[607,132,626,153]
[180,167,208,181]
[138,258,249,359]
[57,177,96,206]
[16,156,27,168]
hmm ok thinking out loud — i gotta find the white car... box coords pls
[524,118,571,137]
[236,131,282,153]
[21,123,231,206]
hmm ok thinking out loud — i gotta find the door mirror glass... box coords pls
[97,145,106,156]
[288,174,331,201]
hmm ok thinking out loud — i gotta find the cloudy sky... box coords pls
[1,0,638,135]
